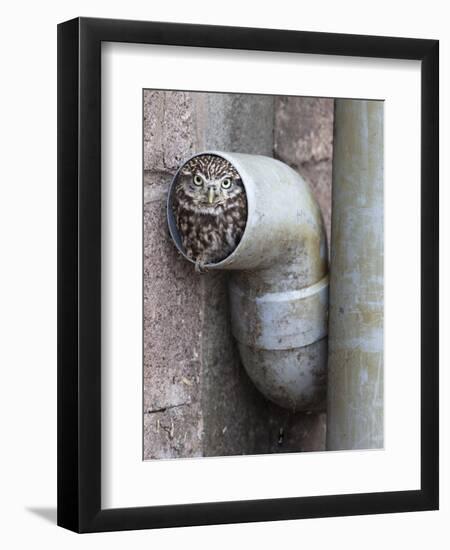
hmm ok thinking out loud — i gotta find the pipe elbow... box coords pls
[168,151,329,412]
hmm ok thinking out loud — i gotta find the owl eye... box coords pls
[221,178,232,189]
[193,175,203,186]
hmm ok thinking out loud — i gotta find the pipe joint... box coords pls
[230,275,329,351]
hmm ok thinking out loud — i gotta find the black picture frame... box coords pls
[57,16,439,533]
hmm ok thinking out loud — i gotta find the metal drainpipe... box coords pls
[167,151,329,412]
[326,100,384,450]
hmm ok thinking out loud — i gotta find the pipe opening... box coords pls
[167,150,329,411]
[167,153,248,269]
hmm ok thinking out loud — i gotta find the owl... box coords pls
[172,154,247,271]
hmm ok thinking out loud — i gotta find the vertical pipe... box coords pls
[327,100,384,450]
[168,152,329,411]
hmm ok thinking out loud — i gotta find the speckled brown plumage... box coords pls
[172,154,247,271]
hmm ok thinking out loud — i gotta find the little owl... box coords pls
[172,154,247,271]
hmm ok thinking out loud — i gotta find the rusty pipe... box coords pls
[167,151,329,411]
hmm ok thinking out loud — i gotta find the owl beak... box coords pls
[208,187,215,204]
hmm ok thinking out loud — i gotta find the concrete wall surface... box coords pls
[275,97,334,244]
[143,91,333,459]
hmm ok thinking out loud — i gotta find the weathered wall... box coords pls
[274,97,334,244]
[143,91,332,459]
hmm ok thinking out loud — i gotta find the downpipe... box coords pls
[326,100,384,449]
[167,151,329,412]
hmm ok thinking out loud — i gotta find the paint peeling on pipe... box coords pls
[167,151,329,412]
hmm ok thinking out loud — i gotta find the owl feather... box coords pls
[172,154,247,271]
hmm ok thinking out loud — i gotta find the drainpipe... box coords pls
[168,151,329,412]
[326,100,384,450]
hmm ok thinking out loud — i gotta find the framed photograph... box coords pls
[57,17,439,532]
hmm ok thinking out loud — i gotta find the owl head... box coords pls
[175,154,245,210]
